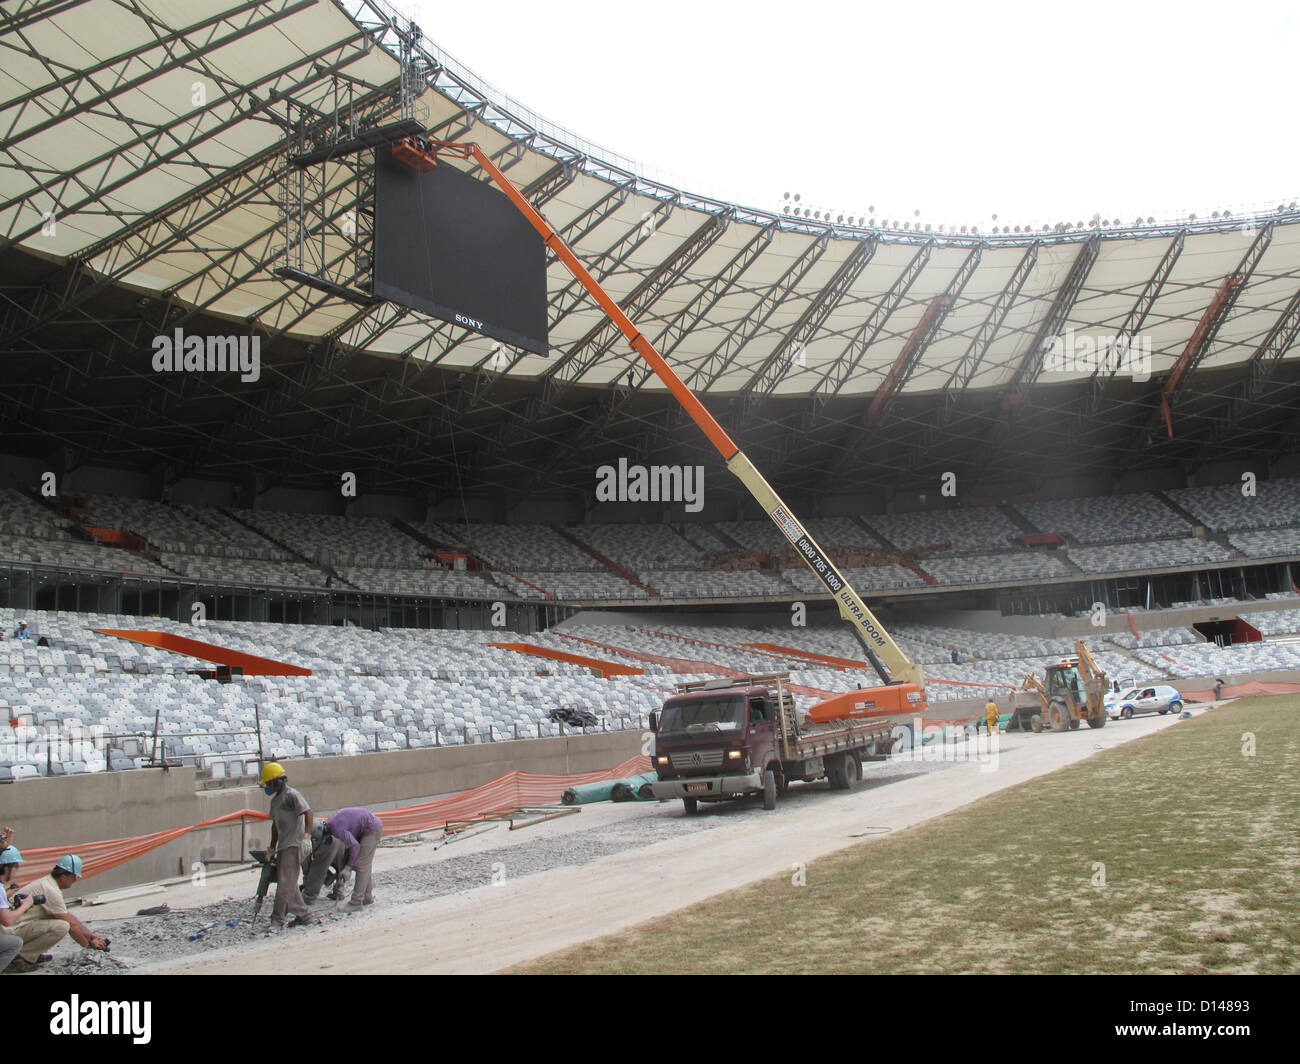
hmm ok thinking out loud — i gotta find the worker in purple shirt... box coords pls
[323,807,383,910]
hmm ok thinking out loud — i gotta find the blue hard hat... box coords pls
[53,854,83,878]
[0,846,21,865]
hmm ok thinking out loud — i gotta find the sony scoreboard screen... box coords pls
[373,148,549,356]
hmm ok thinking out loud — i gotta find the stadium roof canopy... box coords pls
[2,0,1299,505]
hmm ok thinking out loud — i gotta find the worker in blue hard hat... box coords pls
[9,853,109,972]
[0,846,34,973]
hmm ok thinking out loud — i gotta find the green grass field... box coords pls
[509,695,1300,974]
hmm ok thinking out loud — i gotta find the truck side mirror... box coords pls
[648,711,657,732]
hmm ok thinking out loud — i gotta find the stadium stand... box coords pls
[782,564,925,594]
[1016,493,1192,543]
[426,522,601,571]
[234,509,425,568]
[921,552,1072,584]
[6,597,1300,780]
[1067,538,1238,572]
[1165,477,1300,530]
[864,508,1021,553]
[335,565,506,598]
[1227,528,1300,559]
[569,523,706,571]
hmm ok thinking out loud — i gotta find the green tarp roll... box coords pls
[610,773,659,802]
[561,780,618,805]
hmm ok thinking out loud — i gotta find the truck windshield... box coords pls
[657,696,745,736]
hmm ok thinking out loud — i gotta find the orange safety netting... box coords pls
[15,754,651,888]
[1182,680,1300,702]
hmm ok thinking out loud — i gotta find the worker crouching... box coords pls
[9,853,109,971]
[301,821,347,904]
[323,807,383,911]
[259,761,314,928]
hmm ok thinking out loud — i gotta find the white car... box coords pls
[1106,684,1184,720]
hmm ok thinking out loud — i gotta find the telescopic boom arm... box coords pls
[431,140,922,689]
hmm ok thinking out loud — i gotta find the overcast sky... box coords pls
[409,0,1298,229]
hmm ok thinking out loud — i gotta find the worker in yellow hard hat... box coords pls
[259,762,314,928]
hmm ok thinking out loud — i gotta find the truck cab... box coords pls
[649,672,902,814]
[650,683,778,813]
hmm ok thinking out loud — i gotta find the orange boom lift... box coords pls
[396,138,926,722]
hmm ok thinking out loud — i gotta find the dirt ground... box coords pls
[27,707,1207,975]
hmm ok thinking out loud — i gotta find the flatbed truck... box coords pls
[649,672,912,812]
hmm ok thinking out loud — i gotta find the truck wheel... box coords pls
[1030,714,1043,733]
[762,768,777,811]
[1087,710,1107,729]
[1049,702,1071,733]
[682,797,698,815]
[1121,706,1133,719]
[827,752,859,790]
[1068,717,1080,730]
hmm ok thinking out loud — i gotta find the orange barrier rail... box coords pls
[486,642,641,678]
[16,755,652,887]
[552,633,838,699]
[95,629,312,676]
[743,643,865,670]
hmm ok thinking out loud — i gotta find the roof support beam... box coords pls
[1,33,374,247]
[864,242,983,433]
[1159,223,1272,436]
[807,240,934,414]
[526,221,779,471]
[730,235,880,429]
[1001,233,1101,405]
[0,0,310,149]
[1211,283,1300,442]
[928,240,1039,448]
[0,0,94,36]
[625,231,833,456]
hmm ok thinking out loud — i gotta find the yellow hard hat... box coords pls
[258,761,286,786]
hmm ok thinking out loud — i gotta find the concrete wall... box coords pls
[7,731,643,896]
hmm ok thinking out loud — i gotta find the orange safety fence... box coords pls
[16,808,269,888]
[14,755,651,889]
[1181,680,1300,702]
